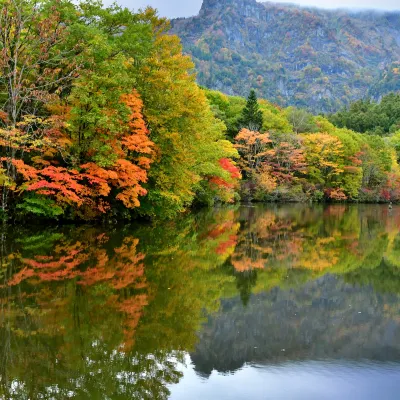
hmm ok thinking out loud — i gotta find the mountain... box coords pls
[171,0,400,112]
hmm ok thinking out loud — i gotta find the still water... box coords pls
[1,204,400,399]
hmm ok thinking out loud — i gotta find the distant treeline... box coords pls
[206,89,400,203]
[328,93,400,135]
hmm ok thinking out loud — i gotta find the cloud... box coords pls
[273,0,400,11]
[104,0,400,19]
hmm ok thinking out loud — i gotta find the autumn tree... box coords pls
[131,15,239,217]
[15,91,154,218]
[0,0,82,211]
[0,0,80,125]
[264,135,307,184]
[301,134,345,181]
[234,129,272,179]
[301,133,348,199]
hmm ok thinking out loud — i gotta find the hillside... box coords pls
[171,0,400,112]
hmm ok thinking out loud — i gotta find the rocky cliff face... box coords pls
[171,0,400,112]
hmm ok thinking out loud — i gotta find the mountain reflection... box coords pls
[191,275,400,376]
[1,205,400,398]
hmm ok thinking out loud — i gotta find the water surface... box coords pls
[1,204,400,399]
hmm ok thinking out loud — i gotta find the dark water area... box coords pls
[1,204,400,399]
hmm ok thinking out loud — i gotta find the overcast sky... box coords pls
[105,0,400,19]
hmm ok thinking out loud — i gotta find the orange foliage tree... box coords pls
[234,129,272,179]
[14,92,155,218]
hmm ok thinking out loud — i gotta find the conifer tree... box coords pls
[238,89,263,132]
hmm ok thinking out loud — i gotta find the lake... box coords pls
[1,204,400,399]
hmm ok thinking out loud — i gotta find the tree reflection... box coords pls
[0,209,239,398]
[226,205,400,297]
[1,205,400,397]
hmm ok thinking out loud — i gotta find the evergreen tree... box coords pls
[238,89,263,132]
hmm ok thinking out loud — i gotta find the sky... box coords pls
[106,0,400,19]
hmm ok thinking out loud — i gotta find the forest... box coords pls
[1,0,400,222]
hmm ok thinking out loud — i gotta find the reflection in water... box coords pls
[191,276,400,376]
[1,205,400,398]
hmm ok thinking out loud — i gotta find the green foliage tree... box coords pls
[237,90,263,132]
[286,107,317,134]
[205,89,246,139]
[329,93,400,135]
[388,131,400,162]
[259,100,293,134]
